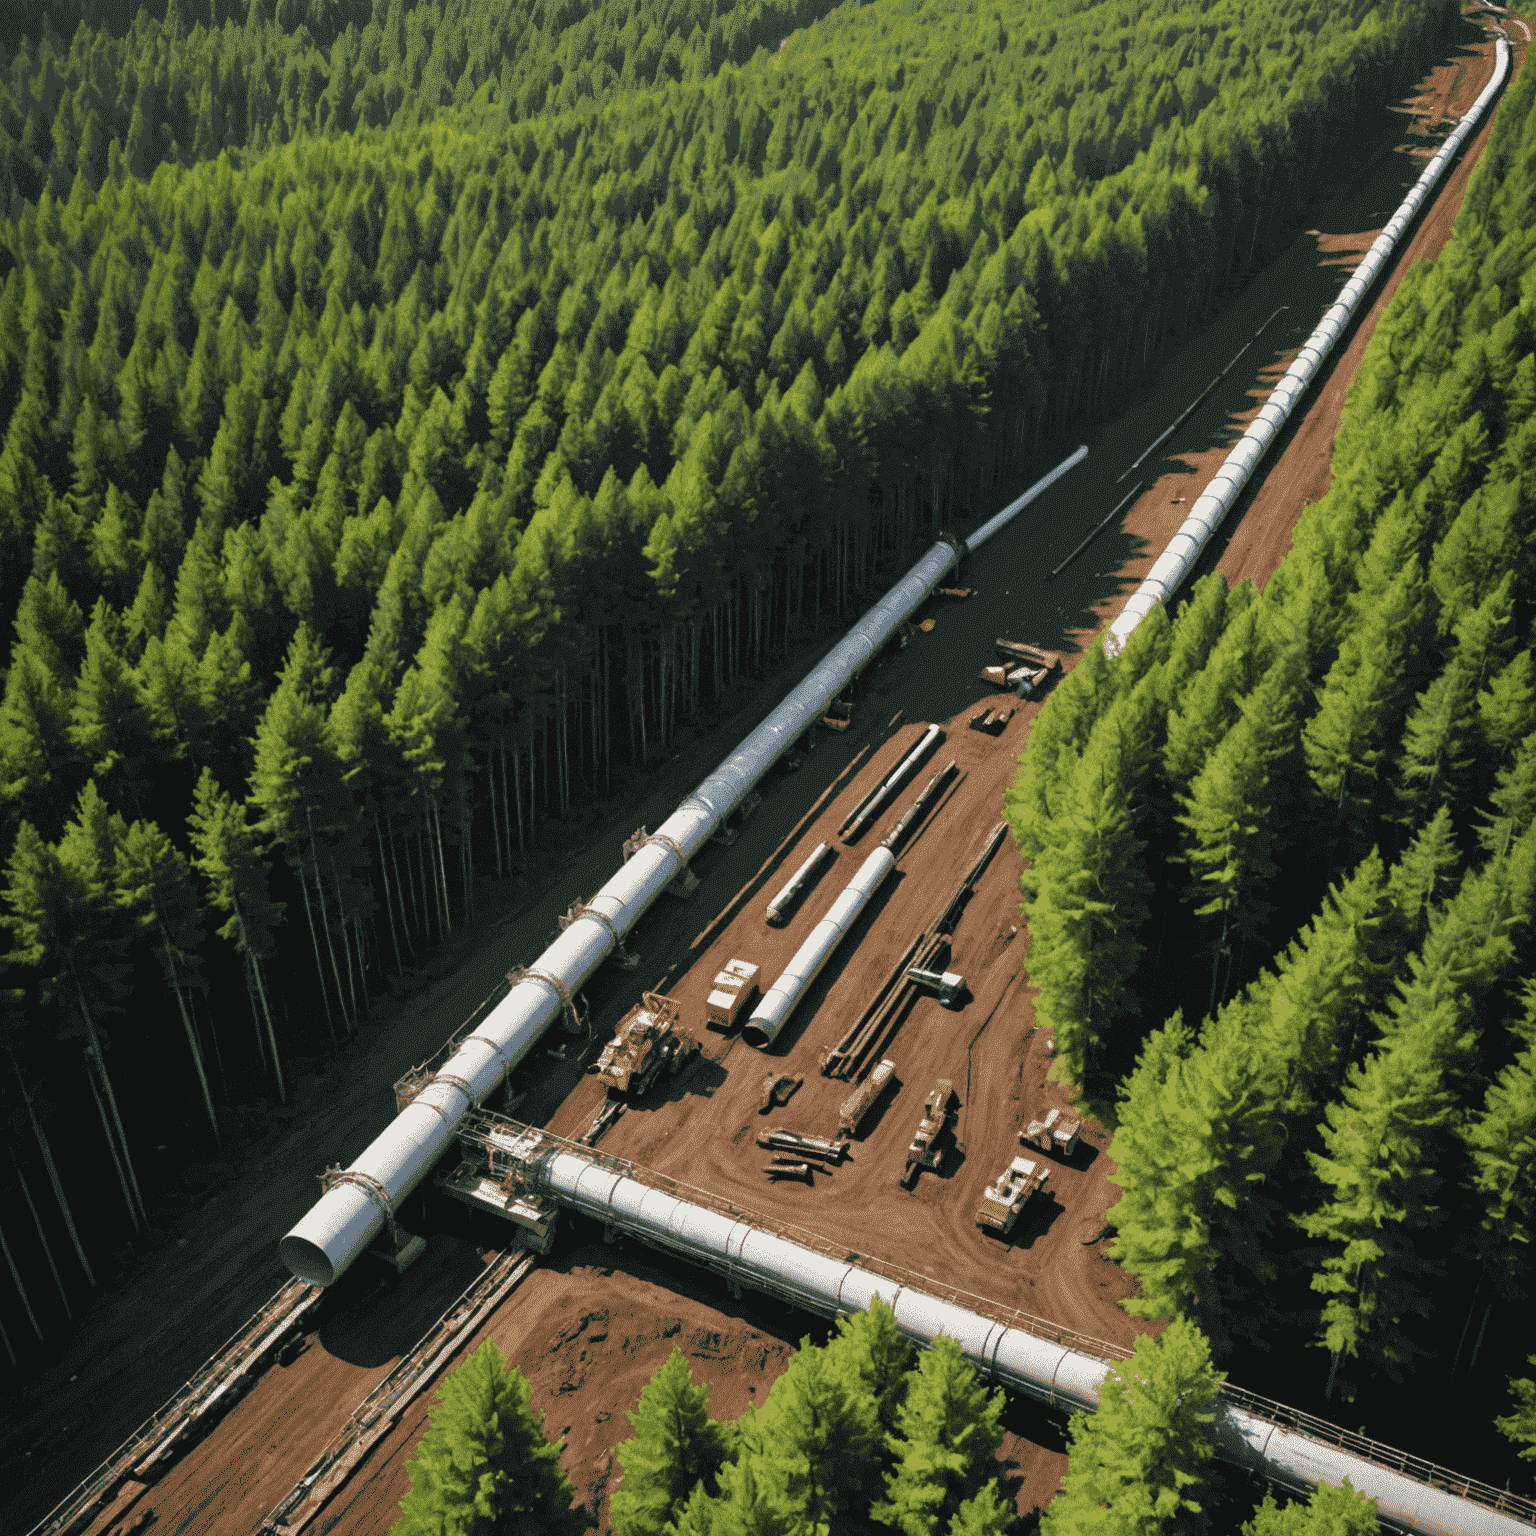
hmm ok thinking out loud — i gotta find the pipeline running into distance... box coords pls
[1104,38,1512,655]
[279,448,1088,1288]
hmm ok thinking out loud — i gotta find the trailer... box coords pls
[838,1058,897,1140]
[705,959,761,1031]
[975,1155,1049,1236]
[1022,1106,1081,1159]
[765,1160,814,1182]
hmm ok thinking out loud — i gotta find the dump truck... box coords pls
[760,1073,803,1114]
[838,1058,896,1139]
[902,1079,961,1189]
[588,993,698,1097]
[975,1155,1049,1236]
[1022,1106,1082,1159]
[705,959,761,1031]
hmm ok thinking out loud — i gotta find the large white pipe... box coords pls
[744,847,897,1048]
[280,447,1089,1287]
[841,723,943,840]
[531,1140,1535,1536]
[1104,38,1512,656]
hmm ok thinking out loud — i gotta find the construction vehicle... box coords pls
[975,1156,1050,1236]
[838,1059,896,1140]
[758,1128,849,1165]
[705,959,761,1031]
[1022,1106,1082,1159]
[901,1079,962,1189]
[588,993,698,1097]
[760,1074,803,1114]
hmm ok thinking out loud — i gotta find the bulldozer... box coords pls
[588,993,698,1098]
[1022,1106,1082,1159]
[901,1079,963,1189]
[975,1155,1049,1237]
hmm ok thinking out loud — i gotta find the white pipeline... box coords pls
[279,448,1089,1288]
[744,847,897,1048]
[1104,39,1512,656]
[534,1140,1535,1536]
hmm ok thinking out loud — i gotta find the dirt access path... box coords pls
[4,17,1518,1535]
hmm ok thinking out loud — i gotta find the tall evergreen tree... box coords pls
[1243,1482,1379,1536]
[1041,1319,1222,1536]
[392,1339,581,1536]
[611,1345,735,1536]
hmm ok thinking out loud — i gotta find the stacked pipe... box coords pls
[880,760,959,853]
[744,847,897,1049]
[279,446,1086,1290]
[1103,39,1512,656]
[530,1136,1536,1536]
[840,725,943,842]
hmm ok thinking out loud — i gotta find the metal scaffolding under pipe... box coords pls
[279,448,1089,1288]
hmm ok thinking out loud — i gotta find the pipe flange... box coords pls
[508,965,581,1030]
[429,1072,477,1111]
[330,1168,393,1219]
[642,830,688,866]
[462,1033,513,1079]
[572,904,624,949]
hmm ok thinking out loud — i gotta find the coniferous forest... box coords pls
[1006,46,1536,1460]
[0,0,1467,1367]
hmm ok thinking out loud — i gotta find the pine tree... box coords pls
[611,1346,735,1536]
[1022,727,1152,1101]
[1041,1319,1222,1536]
[1497,1361,1536,1462]
[1393,659,1474,828]
[946,1482,1016,1536]
[392,1339,580,1536]
[188,769,287,1101]
[1108,1032,1284,1352]
[1384,808,1460,954]
[1298,1019,1451,1387]
[877,1335,1007,1536]
[1243,1481,1379,1536]
[749,1336,880,1530]
[827,1297,912,1437]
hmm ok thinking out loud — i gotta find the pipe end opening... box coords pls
[742,1024,772,1050]
[280,1235,337,1287]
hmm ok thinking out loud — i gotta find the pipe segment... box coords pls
[744,846,898,1048]
[280,447,1089,1287]
[534,1143,1531,1536]
[1104,38,1512,656]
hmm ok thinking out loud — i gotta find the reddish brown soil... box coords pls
[5,20,1518,1536]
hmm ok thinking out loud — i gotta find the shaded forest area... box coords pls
[1005,56,1536,1464]
[0,0,1461,1366]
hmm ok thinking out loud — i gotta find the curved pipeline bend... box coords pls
[1104,37,1512,656]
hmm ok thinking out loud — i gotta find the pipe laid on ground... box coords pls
[744,847,897,1049]
[766,842,834,926]
[1103,39,1512,657]
[840,725,942,841]
[279,446,1092,1289]
[880,760,958,853]
[528,1134,1536,1536]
